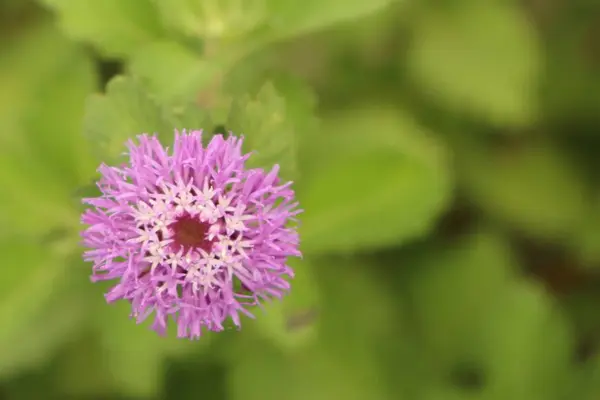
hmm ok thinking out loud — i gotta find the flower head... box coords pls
[81,130,301,339]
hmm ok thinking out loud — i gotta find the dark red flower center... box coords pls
[169,213,214,253]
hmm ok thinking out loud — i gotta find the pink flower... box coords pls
[81,130,301,339]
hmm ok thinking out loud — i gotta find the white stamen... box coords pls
[130,180,254,291]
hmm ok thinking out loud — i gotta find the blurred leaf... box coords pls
[84,75,214,164]
[313,256,399,359]
[298,105,452,254]
[84,286,212,398]
[0,0,34,15]
[54,333,116,398]
[223,70,319,145]
[421,385,480,400]
[0,277,87,380]
[268,74,319,133]
[459,138,588,241]
[163,357,228,400]
[407,230,519,370]
[252,258,319,352]
[408,230,573,399]
[0,237,80,378]
[0,143,78,236]
[265,0,399,43]
[571,350,600,400]
[569,191,600,268]
[407,2,540,126]
[21,29,98,188]
[40,0,165,57]
[478,281,573,400]
[153,0,267,39]
[228,258,401,400]
[171,102,215,135]
[541,12,600,127]
[84,76,179,164]
[97,315,201,394]
[227,82,300,180]
[227,256,397,399]
[562,287,600,340]
[0,22,96,235]
[129,40,225,106]
[228,334,388,400]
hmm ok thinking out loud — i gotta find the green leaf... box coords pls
[0,277,87,380]
[0,21,97,235]
[477,282,573,400]
[226,70,319,135]
[152,0,267,39]
[265,0,399,42]
[251,258,319,352]
[129,40,226,106]
[171,102,215,136]
[407,230,573,400]
[541,13,600,127]
[569,190,600,268]
[86,284,212,398]
[21,30,98,189]
[228,335,388,400]
[0,236,80,378]
[85,75,214,164]
[314,256,399,358]
[0,140,79,236]
[84,76,180,164]
[162,357,229,400]
[407,2,540,126]
[459,137,588,242]
[407,230,519,370]
[227,82,299,180]
[298,105,452,254]
[40,0,165,57]
[570,351,600,400]
[421,385,480,400]
[229,257,396,399]
[54,333,118,398]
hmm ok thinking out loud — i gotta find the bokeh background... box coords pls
[1,0,600,399]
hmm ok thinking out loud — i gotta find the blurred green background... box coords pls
[1,0,600,399]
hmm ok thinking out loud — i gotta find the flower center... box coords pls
[169,213,214,253]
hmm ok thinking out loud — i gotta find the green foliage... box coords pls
[541,10,600,126]
[84,76,173,162]
[0,20,94,378]
[298,105,451,253]
[1,0,599,399]
[458,137,588,241]
[263,0,399,42]
[228,257,394,400]
[408,231,574,399]
[0,239,82,379]
[40,0,165,57]
[84,76,212,163]
[129,40,224,106]
[575,351,600,400]
[95,291,209,397]
[408,231,519,368]
[227,82,299,180]
[0,21,95,235]
[477,282,573,400]
[407,1,541,126]
[251,258,319,351]
[573,195,600,267]
[0,145,77,236]
[228,338,388,400]
[153,0,268,40]
[55,281,213,398]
